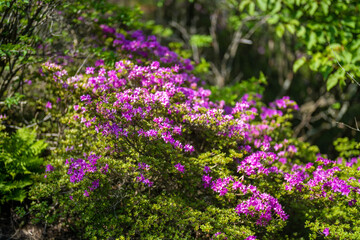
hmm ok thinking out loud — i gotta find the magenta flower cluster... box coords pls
[64,154,105,197]
[100,25,194,71]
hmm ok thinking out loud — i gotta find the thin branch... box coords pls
[243,16,269,40]
[224,15,268,76]
[170,21,190,41]
[209,12,220,64]
[170,21,201,63]
[5,114,51,129]
[75,54,92,75]
[210,62,224,86]
[221,15,259,66]
[220,16,267,85]
[49,20,62,37]
[336,119,360,132]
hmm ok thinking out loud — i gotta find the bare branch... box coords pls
[219,15,267,85]
[209,12,220,63]
[170,21,190,41]
[170,21,200,62]
[336,120,360,132]
[5,114,52,130]
[75,54,92,75]
[210,62,224,86]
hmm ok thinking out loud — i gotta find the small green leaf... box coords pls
[320,2,329,15]
[189,35,212,48]
[239,0,250,11]
[293,56,306,73]
[286,24,296,34]
[267,15,279,24]
[297,26,306,38]
[307,31,317,49]
[275,24,285,38]
[271,1,282,14]
[256,0,267,11]
[341,51,352,63]
[248,2,255,15]
[308,2,318,16]
[326,73,339,91]
[331,102,341,109]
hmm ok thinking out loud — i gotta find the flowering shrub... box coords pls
[29,27,360,239]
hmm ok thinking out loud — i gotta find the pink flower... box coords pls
[174,163,185,173]
[204,166,211,173]
[150,61,160,70]
[95,59,105,67]
[84,190,89,197]
[323,228,329,236]
[245,236,257,240]
[86,67,95,74]
[348,199,357,206]
[24,79,32,85]
[45,101,52,109]
[45,164,54,172]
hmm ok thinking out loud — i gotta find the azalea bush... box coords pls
[28,27,360,239]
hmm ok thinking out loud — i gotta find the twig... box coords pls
[170,21,190,41]
[0,101,27,105]
[220,15,267,86]
[75,54,92,75]
[49,20,62,37]
[336,119,360,132]
[5,114,51,129]
[209,12,220,64]
[170,21,200,62]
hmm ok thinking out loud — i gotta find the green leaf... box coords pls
[341,51,352,63]
[286,24,296,34]
[297,26,306,38]
[239,0,250,11]
[307,31,317,49]
[270,1,282,14]
[4,93,25,108]
[327,73,339,91]
[308,2,318,16]
[275,24,285,38]
[267,14,279,24]
[331,102,341,109]
[189,35,212,48]
[256,0,267,11]
[320,2,329,15]
[293,56,306,73]
[248,2,255,15]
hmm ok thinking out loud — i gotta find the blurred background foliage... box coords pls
[114,0,360,154]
